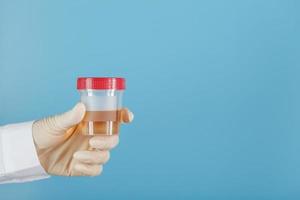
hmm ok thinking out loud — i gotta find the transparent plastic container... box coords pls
[77,77,125,136]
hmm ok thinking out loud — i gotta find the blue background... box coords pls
[0,0,300,199]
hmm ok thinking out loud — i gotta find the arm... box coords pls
[0,121,49,184]
[0,103,133,183]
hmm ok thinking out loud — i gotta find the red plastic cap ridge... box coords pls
[77,77,126,90]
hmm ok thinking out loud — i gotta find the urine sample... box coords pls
[77,77,125,136]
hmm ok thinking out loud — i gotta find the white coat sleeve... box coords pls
[0,121,49,184]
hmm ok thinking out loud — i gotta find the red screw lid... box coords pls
[77,77,126,90]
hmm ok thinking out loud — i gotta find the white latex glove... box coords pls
[32,103,133,176]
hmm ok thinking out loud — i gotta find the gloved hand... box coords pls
[32,103,133,176]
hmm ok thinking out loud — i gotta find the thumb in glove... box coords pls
[33,103,86,149]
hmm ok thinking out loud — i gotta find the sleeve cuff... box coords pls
[0,121,49,183]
